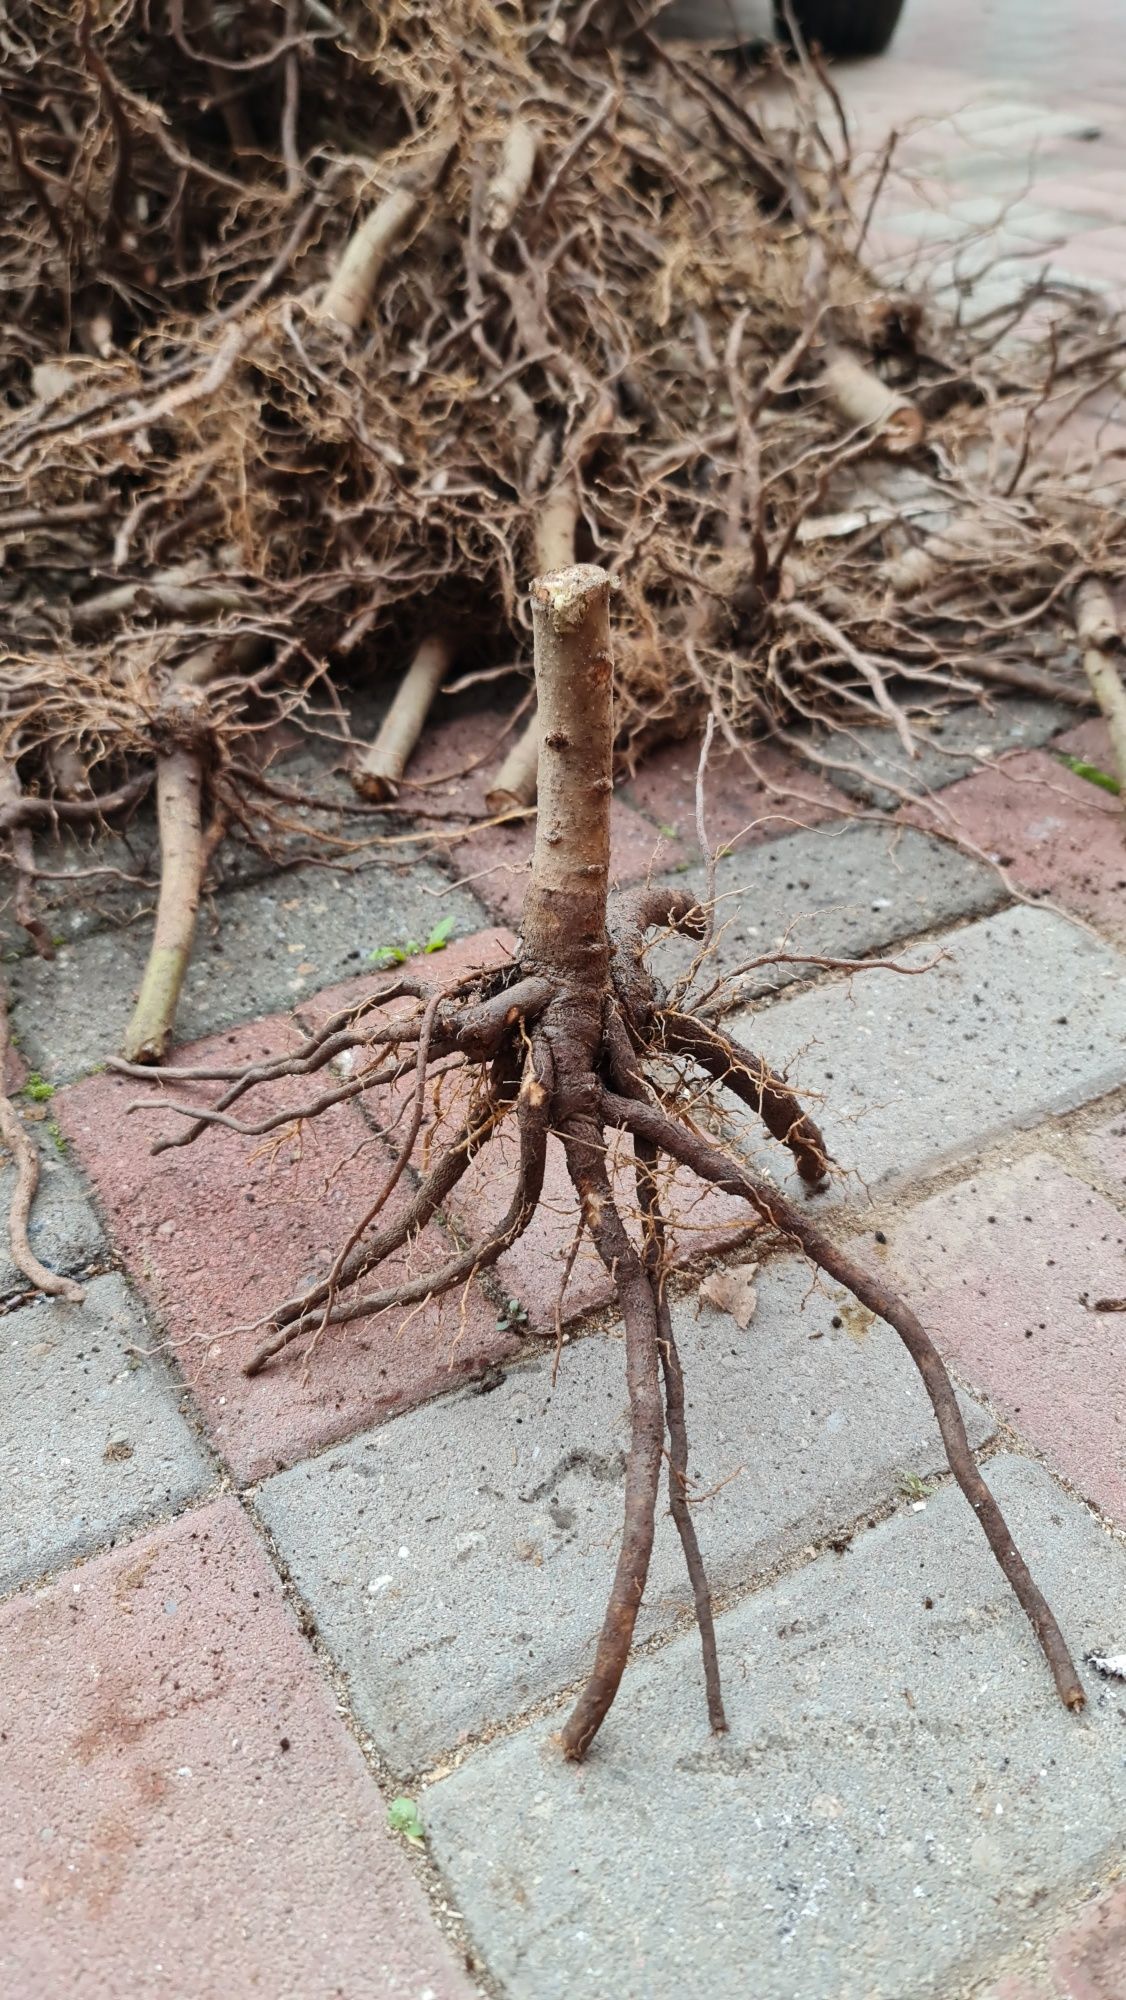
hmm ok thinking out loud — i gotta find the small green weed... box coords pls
[495,1297,529,1334]
[1055,752,1120,796]
[22,1073,54,1103]
[898,1470,929,1502]
[48,1121,68,1156]
[370,915,456,968]
[387,1797,425,1846]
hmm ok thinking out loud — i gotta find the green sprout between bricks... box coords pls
[387,1798,425,1846]
[369,915,457,968]
[1055,751,1121,795]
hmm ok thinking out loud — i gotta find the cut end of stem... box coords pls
[532,563,611,634]
[351,767,396,803]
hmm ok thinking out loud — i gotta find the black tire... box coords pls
[775,0,906,59]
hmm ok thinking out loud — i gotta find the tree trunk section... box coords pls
[520,565,613,981]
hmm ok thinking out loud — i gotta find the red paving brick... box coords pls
[989,1883,1126,2000]
[882,1156,1126,1523]
[618,736,845,859]
[1081,1107,1126,1199]
[0,1499,472,2000]
[296,926,519,1036]
[56,1017,515,1483]
[396,709,670,923]
[903,725,1126,939]
[461,1121,761,1336]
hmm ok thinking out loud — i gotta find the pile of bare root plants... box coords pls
[3,0,1123,1750]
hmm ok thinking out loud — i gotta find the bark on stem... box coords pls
[485,478,581,813]
[520,565,614,979]
[1074,578,1126,804]
[823,346,925,455]
[352,634,453,801]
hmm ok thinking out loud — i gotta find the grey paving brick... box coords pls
[0,1142,104,1302]
[793,698,1073,811]
[651,820,1005,1004]
[9,859,486,1080]
[1,1273,211,1594]
[255,1258,991,1772]
[424,1456,1126,2000]
[733,905,1126,1205]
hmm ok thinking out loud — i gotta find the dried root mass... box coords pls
[3,1,1125,1058]
[128,565,1086,1757]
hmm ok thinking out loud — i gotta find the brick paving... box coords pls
[3,5,1126,1996]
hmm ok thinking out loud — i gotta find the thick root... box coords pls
[121,743,205,1064]
[1074,578,1126,803]
[352,633,454,801]
[0,982,84,1302]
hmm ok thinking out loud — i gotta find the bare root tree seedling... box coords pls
[128,565,1086,1758]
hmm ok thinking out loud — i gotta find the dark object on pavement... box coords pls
[778,0,906,58]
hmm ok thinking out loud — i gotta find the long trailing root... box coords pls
[147,561,1084,1765]
[0,980,85,1303]
[602,1083,1085,1715]
[635,1127,727,1737]
[557,1113,666,1762]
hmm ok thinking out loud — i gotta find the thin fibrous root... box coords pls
[602,1085,1085,1714]
[244,1047,549,1373]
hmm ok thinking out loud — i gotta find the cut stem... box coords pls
[121,741,205,1064]
[352,634,454,801]
[484,119,538,233]
[485,477,581,813]
[822,346,925,455]
[320,146,446,334]
[520,564,614,979]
